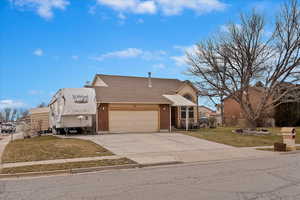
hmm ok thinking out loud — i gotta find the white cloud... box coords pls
[142,50,166,60]
[90,48,166,61]
[9,0,69,19]
[156,0,227,16]
[219,24,241,33]
[96,0,226,16]
[137,18,144,24]
[33,48,43,56]
[91,48,143,61]
[0,99,26,109]
[28,90,44,95]
[171,55,187,66]
[97,0,156,14]
[174,45,197,53]
[152,63,166,69]
[117,13,127,20]
[71,55,79,60]
[88,5,97,15]
[172,44,197,66]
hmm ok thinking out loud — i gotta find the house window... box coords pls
[181,107,194,118]
[183,94,193,102]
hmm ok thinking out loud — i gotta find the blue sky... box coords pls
[0,0,282,109]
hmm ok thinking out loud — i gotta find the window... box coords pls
[181,107,194,118]
[183,94,193,102]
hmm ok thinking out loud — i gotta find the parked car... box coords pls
[1,123,16,133]
[198,117,209,128]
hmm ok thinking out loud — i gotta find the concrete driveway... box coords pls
[73,133,276,164]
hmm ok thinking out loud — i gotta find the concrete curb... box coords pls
[0,161,182,178]
[280,150,300,155]
[0,169,70,178]
[70,164,140,174]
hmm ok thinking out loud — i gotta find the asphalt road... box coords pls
[1,153,300,200]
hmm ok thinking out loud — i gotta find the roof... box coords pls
[92,74,187,104]
[29,107,49,114]
[223,86,266,101]
[163,95,196,106]
[198,105,215,112]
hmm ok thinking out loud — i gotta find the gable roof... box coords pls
[198,105,215,113]
[91,74,188,104]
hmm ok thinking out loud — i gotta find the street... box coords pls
[1,153,300,200]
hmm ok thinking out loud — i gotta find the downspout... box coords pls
[169,105,171,133]
[96,103,100,134]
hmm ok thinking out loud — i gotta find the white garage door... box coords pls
[109,111,158,133]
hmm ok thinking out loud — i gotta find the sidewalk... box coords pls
[2,155,123,168]
[0,132,23,163]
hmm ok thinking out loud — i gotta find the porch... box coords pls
[164,94,198,131]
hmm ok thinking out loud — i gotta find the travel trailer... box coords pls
[49,88,96,134]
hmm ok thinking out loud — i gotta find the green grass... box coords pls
[2,135,113,163]
[1,158,136,174]
[182,127,300,147]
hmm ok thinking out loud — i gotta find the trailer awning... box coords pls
[163,94,197,106]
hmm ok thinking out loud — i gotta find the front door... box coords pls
[171,107,177,127]
[98,103,109,131]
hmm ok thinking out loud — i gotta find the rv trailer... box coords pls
[49,88,96,134]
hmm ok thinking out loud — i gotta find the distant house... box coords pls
[89,73,199,133]
[29,107,50,133]
[275,83,300,126]
[198,106,215,118]
[198,105,222,127]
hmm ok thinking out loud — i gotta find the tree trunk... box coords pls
[220,98,224,126]
[246,119,257,129]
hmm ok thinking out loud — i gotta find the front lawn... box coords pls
[183,127,300,147]
[2,135,113,163]
[1,158,136,174]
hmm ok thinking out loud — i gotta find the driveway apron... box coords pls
[72,133,277,164]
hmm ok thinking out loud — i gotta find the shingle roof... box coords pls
[92,74,185,104]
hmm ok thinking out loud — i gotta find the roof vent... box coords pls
[148,72,152,88]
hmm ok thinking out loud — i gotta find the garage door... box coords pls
[109,111,158,133]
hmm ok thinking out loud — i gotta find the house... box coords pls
[223,87,274,127]
[198,106,216,118]
[274,83,300,126]
[198,105,223,126]
[88,73,199,133]
[29,107,50,133]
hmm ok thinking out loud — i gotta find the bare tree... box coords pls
[187,0,300,127]
[11,109,17,121]
[37,102,47,108]
[0,112,4,122]
[19,108,29,119]
[3,108,12,122]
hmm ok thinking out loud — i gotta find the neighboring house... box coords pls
[213,104,222,126]
[223,87,274,127]
[198,105,222,126]
[88,73,199,133]
[29,107,50,133]
[275,83,300,127]
[198,106,215,118]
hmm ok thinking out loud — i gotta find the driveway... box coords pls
[73,133,276,164]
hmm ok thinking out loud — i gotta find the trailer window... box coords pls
[72,95,88,104]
